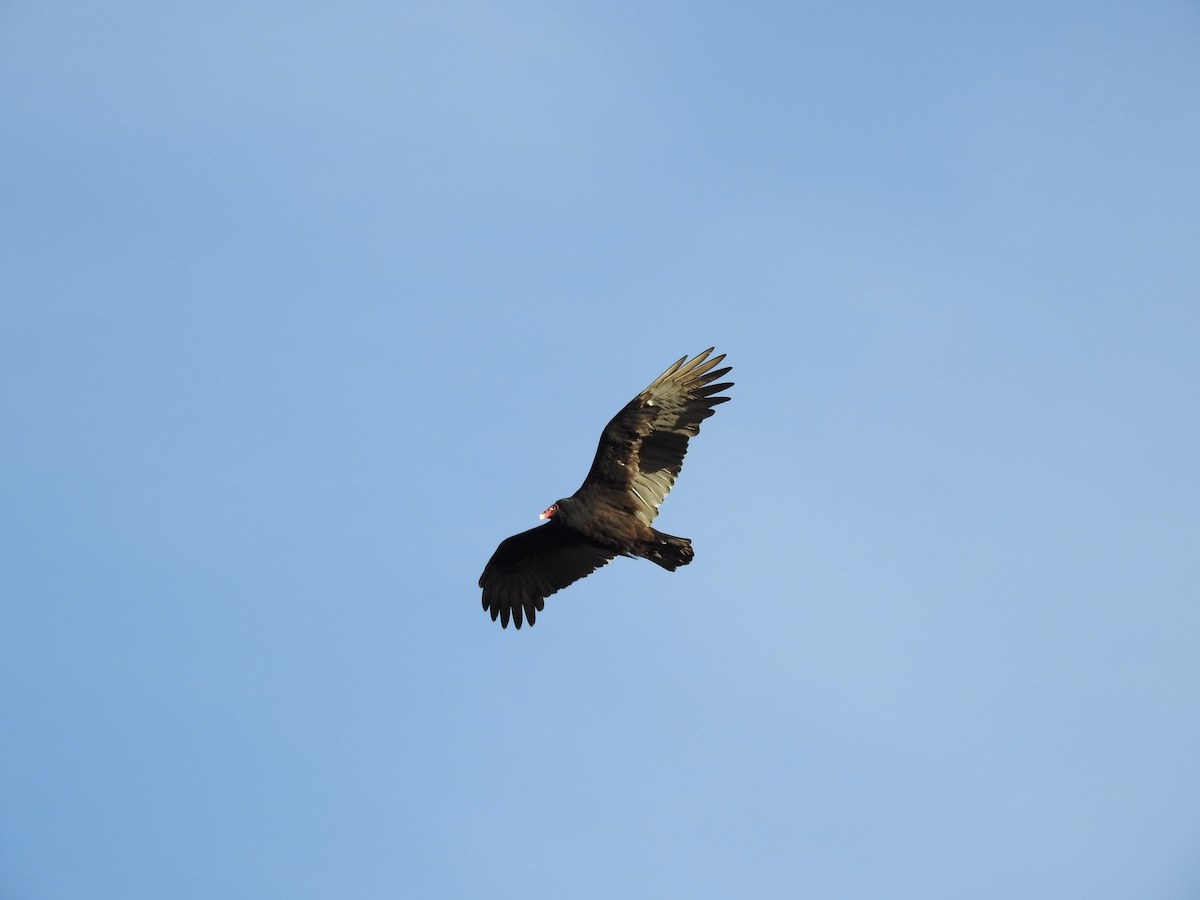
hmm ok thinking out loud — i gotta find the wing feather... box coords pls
[479,523,616,629]
[580,348,734,525]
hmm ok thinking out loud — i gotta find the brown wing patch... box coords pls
[582,349,732,525]
[625,349,733,524]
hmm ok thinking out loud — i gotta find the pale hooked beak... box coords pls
[539,504,558,520]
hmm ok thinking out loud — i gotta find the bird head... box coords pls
[540,497,575,522]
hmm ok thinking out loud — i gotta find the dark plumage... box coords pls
[479,348,733,628]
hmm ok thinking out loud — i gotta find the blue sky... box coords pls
[3,2,1199,897]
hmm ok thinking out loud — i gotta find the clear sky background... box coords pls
[2,2,1199,898]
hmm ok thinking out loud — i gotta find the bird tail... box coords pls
[642,531,694,571]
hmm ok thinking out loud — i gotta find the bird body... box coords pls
[479,348,733,628]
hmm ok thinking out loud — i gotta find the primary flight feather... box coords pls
[479,348,733,628]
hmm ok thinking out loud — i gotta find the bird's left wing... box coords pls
[479,523,616,628]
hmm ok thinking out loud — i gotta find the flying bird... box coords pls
[479,348,733,628]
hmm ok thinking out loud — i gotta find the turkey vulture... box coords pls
[479,348,733,628]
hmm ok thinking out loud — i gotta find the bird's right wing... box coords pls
[581,348,733,525]
[479,524,616,628]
